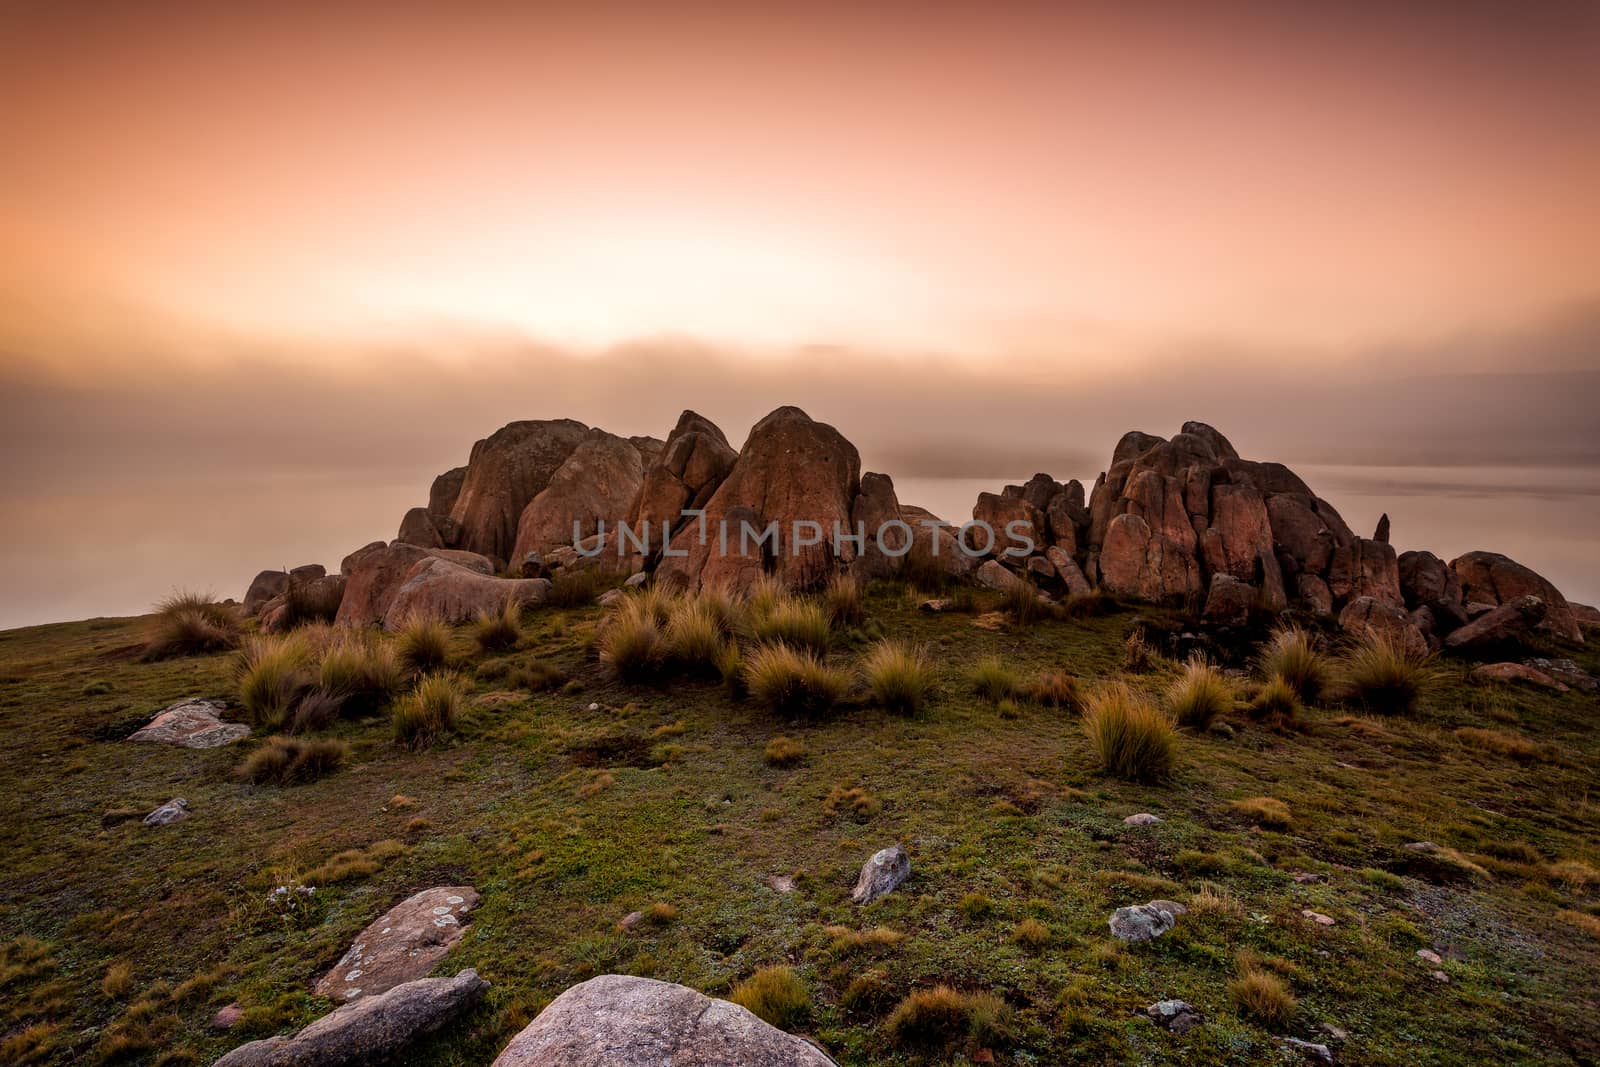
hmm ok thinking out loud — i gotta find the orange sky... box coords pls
[4,3,1598,372]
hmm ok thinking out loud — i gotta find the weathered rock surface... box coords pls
[1443,595,1548,654]
[382,558,549,631]
[974,559,1026,593]
[1469,662,1568,691]
[143,798,189,826]
[628,410,739,563]
[851,845,910,904]
[490,974,836,1066]
[213,970,487,1067]
[967,492,1042,558]
[448,419,590,560]
[1046,545,1092,596]
[337,543,496,627]
[1146,999,1203,1034]
[428,466,468,523]
[850,472,908,579]
[1123,813,1162,826]
[315,887,479,1002]
[656,407,860,592]
[1522,657,1598,692]
[1337,597,1429,659]
[1108,899,1186,942]
[129,699,249,748]
[242,571,290,617]
[512,429,648,561]
[397,507,445,549]
[1451,550,1582,643]
[1203,573,1256,625]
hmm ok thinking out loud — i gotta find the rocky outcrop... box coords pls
[1338,596,1429,659]
[852,845,910,904]
[315,887,478,1002]
[1450,551,1582,644]
[397,507,445,549]
[656,407,860,592]
[967,492,1042,558]
[336,543,495,627]
[511,430,648,563]
[1203,573,1256,626]
[382,558,549,631]
[627,411,739,564]
[850,472,906,580]
[128,699,249,748]
[448,419,590,560]
[1443,595,1549,654]
[213,970,487,1067]
[242,571,290,617]
[490,974,836,1066]
[429,466,468,521]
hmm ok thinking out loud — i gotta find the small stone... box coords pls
[919,598,954,613]
[1278,1036,1335,1064]
[587,702,600,711]
[143,798,190,826]
[1293,872,1324,884]
[1319,1023,1349,1042]
[767,875,796,893]
[1430,969,1450,984]
[212,1003,243,1030]
[1109,900,1187,943]
[617,911,644,932]
[1123,813,1161,826]
[1146,998,1203,1033]
[1416,949,1443,965]
[1301,909,1336,926]
[597,589,624,607]
[851,845,910,904]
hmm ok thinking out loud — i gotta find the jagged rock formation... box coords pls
[447,418,591,561]
[511,429,651,563]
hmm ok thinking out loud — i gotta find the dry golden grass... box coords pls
[728,965,810,1030]
[1165,656,1232,729]
[1082,682,1177,782]
[100,960,132,999]
[762,735,807,767]
[1228,966,1297,1027]
[1455,726,1547,762]
[1228,796,1293,831]
[823,785,881,821]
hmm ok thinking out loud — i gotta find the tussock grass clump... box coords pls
[886,986,1014,1052]
[1012,918,1052,949]
[1001,578,1045,627]
[958,892,995,919]
[1165,656,1231,730]
[1082,683,1176,783]
[1061,589,1119,618]
[823,785,881,820]
[392,672,464,749]
[645,901,678,925]
[763,736,807,767]
[546,568,619,609]
[472,599,523,653]
[315,632,404,717]
[729,965,810,1030]
[1026,669,1080,711]
[1229,796,1293,831]
[101,960,132,999]
[1558,910,1600,938]
[1248,675,1301,725]
[1228,966,1297,1027]
[599,597,668,681]
[750,597,832,653]
[861,639,933,716]
[395,616,451,672]
[826,925,906,954]
[236,635,314,730]
[665,598,732,674]
[970,656,1019,703]
[1455,727,1546,763]
[1549,859,1600,891]
[143,591,241,660]
[505,660,568,692]
[1258,625,1329,703]
[1338,631,1429,715]
[237,736,349,785]
[745,643,850,719]
[304,839,406,884]
[826,573,864,627]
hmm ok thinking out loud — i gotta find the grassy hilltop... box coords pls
[1,580,1597,1065]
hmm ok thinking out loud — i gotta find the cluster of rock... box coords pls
[238,408,1589,660]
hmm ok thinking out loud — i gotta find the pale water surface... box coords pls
[2,466,1595,631]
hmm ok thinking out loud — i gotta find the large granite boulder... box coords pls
[627,410,739,563]
[511,429,648,562]
[850,472,907,580]
[428,466,468,521]
[242,571,290,617]
[656,407,860,592]
[337,543,495,627]
[1450,551,1582,644]
[490,974,836,1066]
[967,492,1042,558]
[1444,595,1550,655]
[382,557,549,631]
[397,507,445,549]
[448,419,590,560]
[1338,596,1429,659]
[213,970,487,1067]
[315,887,478,1002]
[128,699,249,748]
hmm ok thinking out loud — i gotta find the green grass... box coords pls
[0,595,1598,1065]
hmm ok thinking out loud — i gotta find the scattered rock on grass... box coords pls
[1470,663,1568,692]
[1123,813,1162,826]
[490,974,836,1066]
[1145,999,1203,1033]
[1293,872,1324,885]
[1301,910,1336,926]
[214,969,487,1067]
[314,887,479,1001]
[1430,970,1450,984]
[767,875,797,893]
[851,845,910,904]
[1108,900,1186,943]
[617,911,644,932]
[1522,657,1598,692]
[212,1003,242,1030]
[1278,1036,1335,1064]
[919,598,955,613]
[143,798,189,826]
[128,699,249,748]
[1416,949,1443,965]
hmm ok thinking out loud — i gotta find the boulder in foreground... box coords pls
[852,844,910,904]
[213,969,487,1067]
[314,887,478,1002]
[490,974,836,1067]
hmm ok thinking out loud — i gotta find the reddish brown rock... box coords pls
[1444,594,1549,654]
[1201,483,1274,581]
[1327,538,1403,607]
[1099,512,1202,602]
[242,570,290,617]
[1470,662,1568,691]
[397,507,444,549]
[382,558,549,630]
[967,492,1043,558]
[511,429,647,561]
[1203,573,1256,625]
[1295,573,1334,615]
[337,543,495,627]
[1450,551,1582,644]
[850,472,907,579]
[315,887,479,1002]
[448,419,589,560]
[1046,544,1092,596]
[628,410,739,562]
[1338,596,1429,659]
[428,466,468,521]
